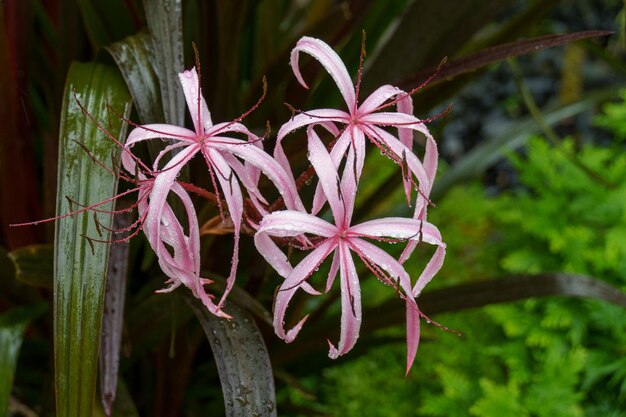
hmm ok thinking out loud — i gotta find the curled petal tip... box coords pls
[327,339,340,360]
[216,310,233,320]
[283,314,309,343]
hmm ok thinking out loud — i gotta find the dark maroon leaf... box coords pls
[273,273,626,368]
[365,0,516,87]
[401,30,614,90]
[0,3,43,249]
[99,213,132,417]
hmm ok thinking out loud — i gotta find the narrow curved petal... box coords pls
[276,109,348,142]
[328,242,362,359]
[144,146,198,256]
[220,152,269,207]
[258,210,336,238]
[208,121,258,140]
[365,113,439,191]
[325,247,340,292]
[254,232,292,278]
[152,142,192,171]
[311,128,353,215]
[273,239,336,342]
[126,123,196,148]
[170,182,201,274]
[348,238,414,299]
[339,126,365,221]
[291,37,356,109]
[307,127,345,223]
[366,125,432,198]
[405,300,420,374]
[254,231,322,295]
[122,124,196,174]
[421,123,439,188]
[396,93,415,150]
[244,138,263,187]
[412,244,446,297]
[350,217,443,246]
[211,139,305,212]
[142,180,228,318]
[206,148,244,307]
[358,85,405,115]
[360,111,422,127]
[179,67,213,134]
[349,237,423,373]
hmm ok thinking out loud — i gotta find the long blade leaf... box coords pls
[401,30,614,89]
[99,214,132,417]
[274,273,626,368]
[185,296,278,417]
[54,62,131,417]
[143,0,185,126]
[106,31,164,124]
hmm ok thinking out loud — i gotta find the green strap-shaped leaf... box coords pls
[143,0,185,126]
[185,296,278,417]
[55,62,131,417]
[106,31,165,124]
[0,304,47,416]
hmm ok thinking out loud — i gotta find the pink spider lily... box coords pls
[255,127,445,372]
[275,36,440,218]
[122,67,304,312]
[11,102,229,316]
[123,155,229,318]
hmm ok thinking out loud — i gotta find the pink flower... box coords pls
[275,36,439,219]
[128,170,228,317]
[122,67,304,313]
[255,127,445,372]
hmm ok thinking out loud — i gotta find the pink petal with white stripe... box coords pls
[291,37,356,109]
[328,242,362,359]
[348,238,414,298]
[306,127,344,223]
[405,300,421,374]
[276,109,348,142]
[413,244,446,297]
[212,138,304,211]
[358,85,405,114]
[350,217,443,246]
[257,210,336,238]
[179,67,213,133]
[205,148,244,307]
[273,240,337,341]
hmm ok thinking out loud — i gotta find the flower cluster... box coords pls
[44,36,446,371]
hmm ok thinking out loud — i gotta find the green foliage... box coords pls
[316,94,626,416]
[595,89,626,141]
